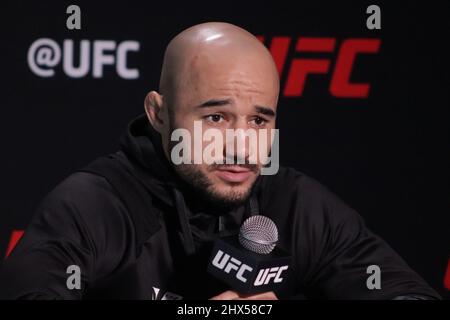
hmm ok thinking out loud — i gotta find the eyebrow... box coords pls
[197,99,233,108]
[255,106,276,117]
[197,99,276,117]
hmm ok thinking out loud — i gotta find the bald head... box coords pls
[159,22,279,106]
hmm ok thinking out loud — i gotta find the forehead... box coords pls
[177,48,279,104]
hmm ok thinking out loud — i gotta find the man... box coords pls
[0,22,440,300]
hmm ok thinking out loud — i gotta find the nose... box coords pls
[223,119,253,165]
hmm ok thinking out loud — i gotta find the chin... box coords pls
[208,179,255,203]
[215,186,248,199]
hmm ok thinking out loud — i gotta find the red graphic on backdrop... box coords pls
[258,36,381,98]
[445,258,450,290]
[4,230,24,259]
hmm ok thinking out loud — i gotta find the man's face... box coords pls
[165,48,279,207]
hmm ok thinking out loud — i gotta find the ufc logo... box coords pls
[258,36,381,98]
[212,250,253,283]
[254,266,289,286]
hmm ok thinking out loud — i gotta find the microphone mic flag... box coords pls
[207,215,291,295]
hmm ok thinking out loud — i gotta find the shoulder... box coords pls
[258,166,361,229]
[38,171,128,222]
[33,171,132,256]
[259,166,349,208]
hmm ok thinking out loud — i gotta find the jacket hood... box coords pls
[118,114,260,255]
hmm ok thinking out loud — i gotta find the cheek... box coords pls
[171,116,195,132]
[249,129,275,164]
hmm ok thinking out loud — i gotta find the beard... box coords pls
[167,116,259,209]
[172,163,258,209]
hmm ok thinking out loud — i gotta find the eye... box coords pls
[250,116,267,127]
[205,114,224,124]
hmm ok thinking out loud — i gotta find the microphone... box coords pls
[207,215,291,295]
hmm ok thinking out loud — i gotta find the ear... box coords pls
[144,91,165,133]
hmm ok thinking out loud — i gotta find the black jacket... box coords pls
[0,115,440,299]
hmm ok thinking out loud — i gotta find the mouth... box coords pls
[213,165,254,183]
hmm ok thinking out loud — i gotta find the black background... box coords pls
[1,1,449,299]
